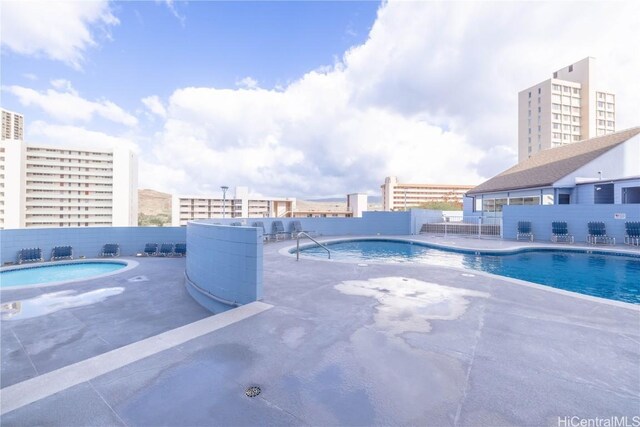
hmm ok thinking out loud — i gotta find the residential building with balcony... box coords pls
[381,176,474,211]
[172,187,296,226]
[0,138,138,229]
[1,108,24,141]
[518,57,616,162]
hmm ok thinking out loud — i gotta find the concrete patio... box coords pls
[1,236,639,426]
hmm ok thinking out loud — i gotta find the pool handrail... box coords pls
[296,232,330,261]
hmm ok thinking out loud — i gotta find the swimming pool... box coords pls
[0,261,129,289]
[297,239,640,304]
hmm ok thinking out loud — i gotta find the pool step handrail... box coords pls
[296,232,330,261]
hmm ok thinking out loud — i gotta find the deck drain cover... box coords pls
[245,386,261,397]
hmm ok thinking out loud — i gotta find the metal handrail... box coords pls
[296,232,331,260]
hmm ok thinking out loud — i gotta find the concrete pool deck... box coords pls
[1,236,639,426]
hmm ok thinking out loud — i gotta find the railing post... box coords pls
[478,216,482,239]
[296,237,300,261]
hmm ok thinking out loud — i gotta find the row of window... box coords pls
[596,101,615,110]
[552,84,580,95]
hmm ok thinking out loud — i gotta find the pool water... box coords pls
[0,262,127,288]
[299,240,640,304]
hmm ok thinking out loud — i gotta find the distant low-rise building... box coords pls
[465,126,640,221]
[172,187,296,226]
[1,108,24,141]
[381,176,474,211]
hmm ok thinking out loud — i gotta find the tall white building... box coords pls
[1,109,24,141]
[173,187,296,226]
[518,57,615,162]
[0,138,138,229]
[381,176,474,211]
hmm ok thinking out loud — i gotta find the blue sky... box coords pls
[1,1,639,198]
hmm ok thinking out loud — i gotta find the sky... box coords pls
[1,1,639,199]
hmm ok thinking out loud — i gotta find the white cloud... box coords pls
[29,121,139,153]
[0,0,118,69]
[4,83,138,127]
[141,95,167,118]
[235,77,259,90]
[159,0,186,27]
[144,1,640,198]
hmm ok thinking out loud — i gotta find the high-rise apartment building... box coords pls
[1,109,24,141]
[381,176,474,211]
[172,187,296,226]
[518,57,615,162]
[0,138,138,229]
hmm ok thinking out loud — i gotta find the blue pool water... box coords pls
[0,262,126,288]
[299,239,640,304]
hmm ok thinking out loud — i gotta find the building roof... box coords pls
[467,126,640,195]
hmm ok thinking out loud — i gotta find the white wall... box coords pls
[1,141,25,229]
[111,148,138,226]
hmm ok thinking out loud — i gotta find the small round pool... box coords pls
[295,239,640,304]
[0,261,129,289]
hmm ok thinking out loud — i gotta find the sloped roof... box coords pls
[467,127,640,195]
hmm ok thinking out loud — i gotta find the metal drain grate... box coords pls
[245,386,261,397]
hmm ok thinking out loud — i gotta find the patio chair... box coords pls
[174,243,187,256]
[624,221,640,246]
[516,221,533,241]
[143,243,158,256]
[252,221,272,242]
[158,243,174,256]
[550,221,574,244]
[17,248,44,264]
[51,245,73,261]
[271,220,288,241]
[587,222,615,245]
[100,243,120,257]
[289,220,316,238]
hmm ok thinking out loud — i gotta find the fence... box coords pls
[420,217,502,238]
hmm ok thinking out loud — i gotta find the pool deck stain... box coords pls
[1,235,638,426]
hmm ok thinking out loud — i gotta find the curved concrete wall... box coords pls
[185,221,262,313]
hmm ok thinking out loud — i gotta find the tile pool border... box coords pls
[0,259,139,291]
[280,236,640,311]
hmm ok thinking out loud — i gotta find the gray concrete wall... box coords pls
[185,222,262,314]
[502,204,640,242]
[0,227,186,265]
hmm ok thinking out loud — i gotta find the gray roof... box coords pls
[467,127,640,195]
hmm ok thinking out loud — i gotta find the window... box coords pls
[553,72,558,78]
[573,135,580,141]
[598,119,605,126]
[572,107,580,114]
[528,92,531,98]
[598,92,605,99]
[622,187,640,204]
[552,94,561,103]
[569,65,573,72]
[607,121,614,127]
[563,86,570,93]
[538,88,541,94]
[552,103,561,111]
[572,88,579,95]
[538,106,541,113]
[598,111,604,118]
[594,183,614,204]
[553,123,560,130]
[553,113,560,120]
[553,132,561,139]
[597,101,605,108]
[558,194,570,204]
[562,105,570,113]
[552,84,561,91]
[607,103,614,110]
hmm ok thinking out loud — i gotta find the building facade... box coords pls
[172,187,296,226]
[1,109,24,141]
[465,127,640,222]
[381,176,474,211]
[0,139,138,229]
[518,57,616,162]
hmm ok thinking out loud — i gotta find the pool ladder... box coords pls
[296,232,331,261]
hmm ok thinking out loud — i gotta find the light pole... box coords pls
[221,186,229,218]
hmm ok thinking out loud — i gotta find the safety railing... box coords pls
[296,232,331,260]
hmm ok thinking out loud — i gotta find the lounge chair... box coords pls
[271,220,288,241]
[143,243,158,256]
[587,222,615,245]
[289,220,316,238]
[624,221,640,246]
[516,221,533,241]
[18,248,44,264]
[158,243,174,256]
[550,221,574,243]
[252,221,272,242]
[100,243,120,257]
[174,243,187,256]
[51,245,73,261]
[230,222,242,226]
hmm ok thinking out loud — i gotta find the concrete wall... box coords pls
[502,204,640,242]
[0,227,186,265]
[212,211,412,236]
[185,222,262,314]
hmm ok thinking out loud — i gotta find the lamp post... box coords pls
[221,186,229,218]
